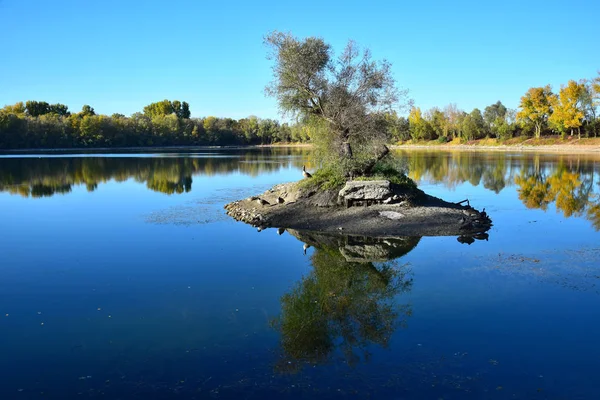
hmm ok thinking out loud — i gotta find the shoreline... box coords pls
[391,144,600,154]
[391,136,600,154]
[1,140,600,155]
[0,143,312,155]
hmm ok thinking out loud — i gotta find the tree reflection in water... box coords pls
[400,150,600,230]
[0,149,310,196]
[2,149,600,228]
[271,232,418,373]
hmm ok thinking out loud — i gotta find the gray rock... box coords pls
[338,180,392,201]
[379,211,405,220]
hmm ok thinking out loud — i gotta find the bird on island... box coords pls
[277,227,285,235]
[256,198,270,206]
[303,243,311,255]
[302,165,312,179]
[276,196,285,204]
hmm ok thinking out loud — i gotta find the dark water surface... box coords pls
[1,148,600,399]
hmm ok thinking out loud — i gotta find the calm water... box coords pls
[1,148,600,399]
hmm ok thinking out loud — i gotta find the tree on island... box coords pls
[264,31,412,178]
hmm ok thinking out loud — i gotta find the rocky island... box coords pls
[227,31,492,241]
[225,179,492,238]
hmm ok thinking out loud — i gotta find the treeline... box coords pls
[390,71,600,142]
[0,99,312,149]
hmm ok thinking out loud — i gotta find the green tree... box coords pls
[80,105,96,117]
[460,108,486,140]
[265,31,410,177]
[425,107,448,139]
[25,101,50,117]
[483,101,507,137]
[48,103,70,116]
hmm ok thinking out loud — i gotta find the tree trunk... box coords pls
[341,142,353,157]
[362,144,390,175]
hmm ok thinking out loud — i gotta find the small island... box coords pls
[225,32,492,239]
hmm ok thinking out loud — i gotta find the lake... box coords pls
[1,148,599,399]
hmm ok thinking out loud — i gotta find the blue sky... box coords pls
[1,0,598,119]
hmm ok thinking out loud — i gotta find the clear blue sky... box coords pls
[1,0,598,119]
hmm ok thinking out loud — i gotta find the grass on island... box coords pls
[298,158,418,193]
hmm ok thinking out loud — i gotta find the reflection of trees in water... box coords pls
[272,233,417,373]
[515,158,596,224]
[0,149,310,197]
[400,150,600,229]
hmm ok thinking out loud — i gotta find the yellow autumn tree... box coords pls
[516,86,554,138]
[548,80,586,138]
[408,107,433,141]
[593,71,600,97]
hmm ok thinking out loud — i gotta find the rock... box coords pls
[379,211,405,220]
[338,180,392,202]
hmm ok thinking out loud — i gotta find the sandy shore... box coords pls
[392,145,600,154]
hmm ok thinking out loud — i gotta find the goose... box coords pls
[256,198,270,206]
[277,227,285,235]
[480,208,488,220]
[302,165,312,179]
[303,243,311,255]
[276,196,285,204]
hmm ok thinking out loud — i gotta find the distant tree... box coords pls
[178,101,191,119]
[580,78,599,137]
[2,102,26,115]
[48,103,70,116]
[80,105,96,117]
[484,101,507,126]
[484,101,507,137]
[258,118,279,144]
[516,86,554,138]
[408,107,433,140]
[425,107,447,139]
[25,101,50,117]
[144,100,190,119]
[443,103,462,139]
[549,80,586,138]
[264,31,410,177]
[111,113,126,119]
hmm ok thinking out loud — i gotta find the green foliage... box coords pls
[265,31,410,177]
[297,165,346,191]
[408,107,434,140]
[0,100,311,149]
[143,99,190,119]
[25,101,70,117]
[80,105,95,117]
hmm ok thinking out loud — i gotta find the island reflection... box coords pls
[271,231,418,373]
